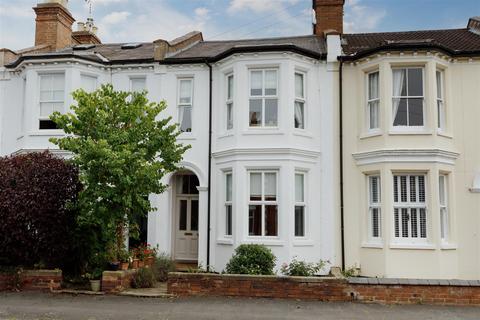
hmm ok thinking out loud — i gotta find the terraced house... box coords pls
[0,0,479,280]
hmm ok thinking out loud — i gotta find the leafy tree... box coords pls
[50,84,188,259]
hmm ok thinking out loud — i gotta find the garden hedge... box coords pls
[0,152,82,269]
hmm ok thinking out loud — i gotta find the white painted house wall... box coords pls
[0,48,341,273]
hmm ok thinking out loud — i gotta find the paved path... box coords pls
[0,292,479,320]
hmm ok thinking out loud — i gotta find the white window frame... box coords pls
[294,71,306,130]
[436,69,446,132]
[225,171,233,237]
[177,78,194,133]
[368,175,382,242]
[226,73,234,131]
[294,172,306,238]
[391,67,425,131]
[248,69,279,128]
[130,76,146,93]
[366,70,380,132]
[38,72,65,130]
[80,73,98,93]
[392,174,428,243]
[247,170,279,237]
[439,174,449,243]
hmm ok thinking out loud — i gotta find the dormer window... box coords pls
[39,73,65,130]
[392,68,424,128]
[249,69,278,127]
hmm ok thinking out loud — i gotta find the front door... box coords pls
[175,196,199,261]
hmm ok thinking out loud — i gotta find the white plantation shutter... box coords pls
[368,176,381,239]
[439,175,449,241]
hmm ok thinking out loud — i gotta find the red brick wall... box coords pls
[101,270,136,293]
[0,270,62,291]
[33,3,75,50]
[167,273,480,306]
[313,0,344,35]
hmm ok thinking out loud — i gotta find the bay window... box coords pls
[392,68,424,128]
[81,74,97,93]
[368,175,381,240]
[367,71,379,130]
[39,73,65,130]
[436,70,445,131]
[294,172,306,237]
[248,171,278,236]
[178,78,193,132]
[439,174,449,242]
[249,69,278,127]
[225,172,233,236]
[294,72,305,129]
[393,174,427,241]
[226,74,234,130]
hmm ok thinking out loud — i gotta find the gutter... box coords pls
[339,60,345,271]
[205,60,213,270]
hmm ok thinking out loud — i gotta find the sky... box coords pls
[0,0,479,51]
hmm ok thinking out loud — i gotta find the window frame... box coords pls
[436,69,446,132]
[247,170,279,237]
[130,76,147,93]
[225,171,233,237]
[367,175,382,242]
[366,70,380,132]
[294,71,306,130]
[248,68,279,128]
[391,67,425,130]
[294,171,306,238]
[177,77,194,133]
[38,72,65,130]
[439,174,449,243]
[80,73,98,93]
[392,173,429,243]
[226,73,234,131]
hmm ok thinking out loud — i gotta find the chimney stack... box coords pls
[33,0,75,50]
[312,0,344,36]
[72,18,102,45]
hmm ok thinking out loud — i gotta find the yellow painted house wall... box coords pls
[342,52,480,279]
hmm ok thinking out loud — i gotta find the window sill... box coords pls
[178,133,196,141]
[359,131,383,139]
[361,241,383,249]
[437,131,453,139]
[389,243,435,250]
[28,130,65,137]
[216,238,234,245]
[217,132,234,139]
[242,238,285,246]
[293,130,313,139]
[292,239,314,247]
[242,130,284,136]
[388,129,433,136]
[440,243,457,250]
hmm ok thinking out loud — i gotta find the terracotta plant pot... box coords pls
[145,256,155,267]
[120,262,129,271]
[90,280,101,292]
[138,260,145,268]
[132,259,139,269]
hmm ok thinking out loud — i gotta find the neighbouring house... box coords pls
[0,0,479,280]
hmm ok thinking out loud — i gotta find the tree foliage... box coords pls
[50,84,188,256]
[0,152,82,268]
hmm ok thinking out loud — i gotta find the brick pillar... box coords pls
[33,1,75,50]
[312,0,344,35]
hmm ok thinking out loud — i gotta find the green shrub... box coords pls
[280,258,327,277]
[154,253,176,282]
[225,244,276,275]
[131,267,156,288]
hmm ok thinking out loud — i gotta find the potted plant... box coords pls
[85,268,102,292]
[143,244,156,267]
[119,248,130,271]
[131,248,139,269]
[136,245,146,268]
[106,246,120,271]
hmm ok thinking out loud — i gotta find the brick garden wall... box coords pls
[0,269,62,291]
[101,270,136,293]
[168,273,480,306]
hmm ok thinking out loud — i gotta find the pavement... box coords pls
[0,291,479,320]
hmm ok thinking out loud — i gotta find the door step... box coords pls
[175,261,198,272]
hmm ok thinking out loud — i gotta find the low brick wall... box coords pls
[101,270,136,293]
[167,273,480,306]
[0,269,62,291]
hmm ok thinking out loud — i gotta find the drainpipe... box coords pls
[339,60,345,271]
[205,60,213,270]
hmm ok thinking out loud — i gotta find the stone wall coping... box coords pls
[0,269,62,276]
[168,272,341,283]
[348,277,480,287]
[102,270,136,277]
